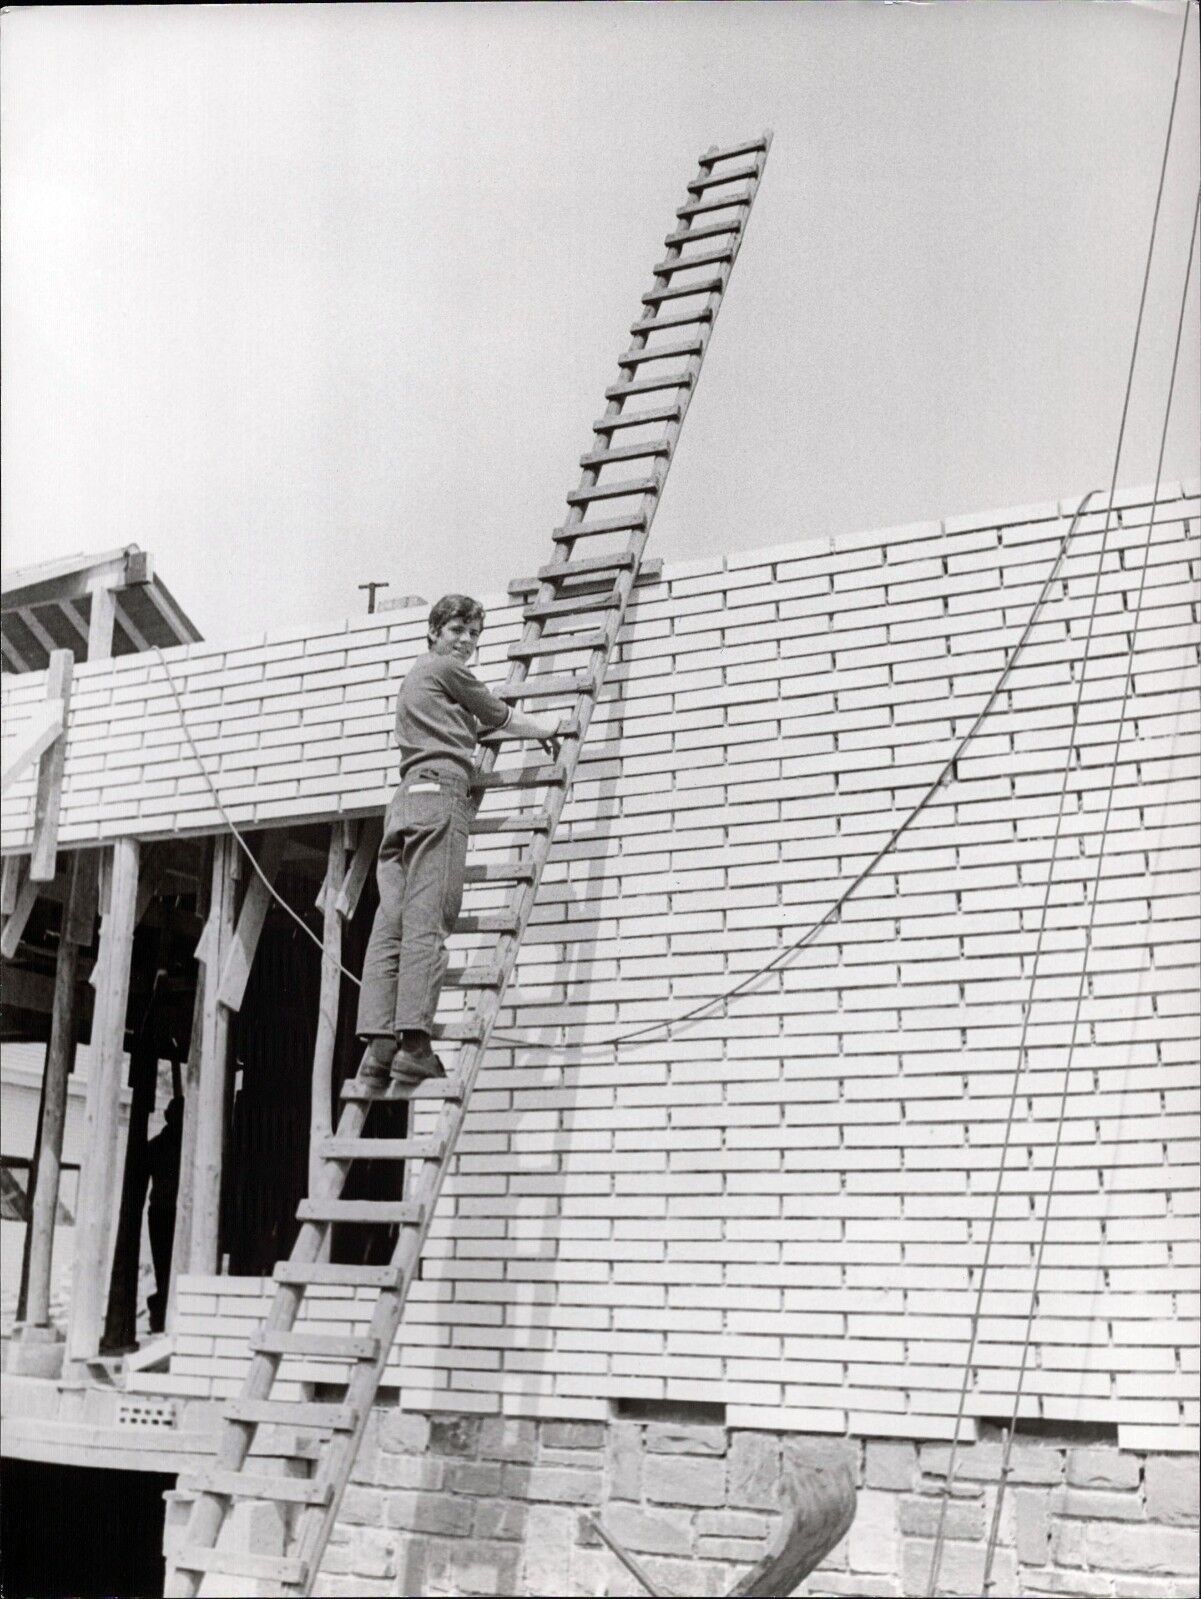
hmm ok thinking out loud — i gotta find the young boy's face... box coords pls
[430,615,483,663]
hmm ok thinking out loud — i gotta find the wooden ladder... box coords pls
[167,131,772,1599]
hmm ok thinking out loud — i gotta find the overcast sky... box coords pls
[2,2,1198,646]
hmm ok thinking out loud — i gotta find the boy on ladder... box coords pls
[357,594,560,1088]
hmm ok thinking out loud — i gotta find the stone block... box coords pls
[312,1578,389,1597]
[383,1490,464,1536]
[1066,1447,1140,1491]
[479,1414,537,1464]
[898,1494,985,1541]
[379,1407,430,1455]
[605,1503,693,1556]
[847,1488,897,1575]
[783,1435,859,1478]
[1016,1570,1115,1596]
[446,1459,503,1496]
[799,1575,902,1597]
[375,1451,444,1491]
[644,1452,727,1509]
[473,1496,529,1542]
[543,1421,606,1451]
[1055,1487,1145,1521]
[901,1540,1018,1599]
[348,1528,396,1580]
[639,1555,732,1597]
[1082,1522,1199,1575]
[571,1543,617,1598]
[393,1534,428,1596]
[695,1510,770,1539]
[727,1431,780,1511]
[1051,1517,1086,1568]
[349,1409,379,1484]
[428,1414,481,1457]
[1146,1455,1200,1525]
[503,1463,603,1505]
[1014,1487,1050,1564]
[522,1503,577,1595]
[449,1537,522,1597]
[339,1486,383,1526]
[647,1422,727,1456]
[865,1441,917,1491]
[608,1420,643,1501]
[1111,1582,1201,1599]
[697,1535,765,1561]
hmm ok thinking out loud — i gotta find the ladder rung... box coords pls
[181,1470,330,1507]
[469,810,551,834]
[455,908,520,931]
[688,163,758,191]
[225,1397,360,1430]
[605,375,693,400]
[651,246,735,275]
[445,963,505,987]
[665,221,740,246]
[591,404,681,434]
[477,756,569,783]
[580,441,670,467]
[538,552,637,581]
[523,592,621,621]
[273,1261,404,1289]
[567,474,661,504]
[617,337,704,364]
[254,1328,382,1360]
[642,276,726,305]
[508,556,659,596]
[341,1073,463,1102]
[464,859,535,883]
[501,664,595,692]
[296,1199,423,1228]
[701,135,770,163]
[509,629,608,659]
[676,195,749,220]
[320,1135,445,1161]
[173,1548,309,1585]
[432,1018,483,1042]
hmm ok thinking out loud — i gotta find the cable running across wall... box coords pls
[152,485,1103,1049]
[924,2,1197,1585]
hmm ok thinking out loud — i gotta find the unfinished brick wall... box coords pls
[302,1406,1200,1597]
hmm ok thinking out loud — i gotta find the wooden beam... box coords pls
[188,835,238,1273]
[87,582,117,660]
[310,823,351,1203]
[66,837,140,1363]
[1,698,65,795]
[30,650,74,881]
[1,853,24,915]
[0,874,39,959]
[166,963,206,1327]
[16,606,59,657]
[334,817,382,920]
[24,855,94,1329]
[1,633,31,672]
[58,601,90,647]
[215,832,287,1011]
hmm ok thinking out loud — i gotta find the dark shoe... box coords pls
[390,1046,447,1085]
[358,1036,398,1089]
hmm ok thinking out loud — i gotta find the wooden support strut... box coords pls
[30,649,74,881]
[189,835,239,1274]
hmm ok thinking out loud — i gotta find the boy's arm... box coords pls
[437,656,561,758]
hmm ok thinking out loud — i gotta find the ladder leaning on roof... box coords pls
[167,131,773,1599]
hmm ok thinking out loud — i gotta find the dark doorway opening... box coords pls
[0,1457,173,1599]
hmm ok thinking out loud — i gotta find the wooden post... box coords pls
[30,649,73,882]
[165,966,205,1328]
[189,835,238,1274]
[102,1037,158,1351]
[22,854,95,1330]
[66,837,140,1364]
[310,823,351,1201]
[87,582,117,659]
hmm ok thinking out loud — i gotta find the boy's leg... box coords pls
[392,783,470,1069]
[356,791,407,1080]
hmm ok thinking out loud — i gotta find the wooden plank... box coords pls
[536,551,639,580]
[0,875,38,959]
[29,651,73,881]
[468,811,551,834]
[687,162,759,190]
[650,246,735,275]
[580,442,670,468]
[180,1470,329,1507]
[1,699,64,795]
[319,1136,444,1161]
[617,335,706,360]
[567,474,662,503]
[507,629,609,660]
[463,860,534,884]
[215,831,287,1011]
[334,817,382,920]
[63,852,98,945]
[699,135,770,163]
[310,821,350,1206]
[172,1549,308,1586]
[431,1017,483,1042]
[295,1198,424,1226]
[224,1398,359,1430]
[66,837,140,1363]
[272,1261,403,1290]
[340,1075,463,1104]
[86,582,117,659]
[253,1329,380,1361]
[189,836,237,1274]
[0,854,23,915]
[642,275,726,304]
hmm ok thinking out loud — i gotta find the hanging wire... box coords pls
[925,6,1196,1588]
[979,184,1200,1596]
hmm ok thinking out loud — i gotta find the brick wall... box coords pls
[11,482,1200,1458]
[289,1407,1197,1597]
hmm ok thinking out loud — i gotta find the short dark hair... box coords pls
[428,594,485,643]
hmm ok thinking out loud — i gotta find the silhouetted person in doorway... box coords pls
[145,1096,183,1333]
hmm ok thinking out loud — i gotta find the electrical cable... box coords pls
[925,5,1196,1586]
